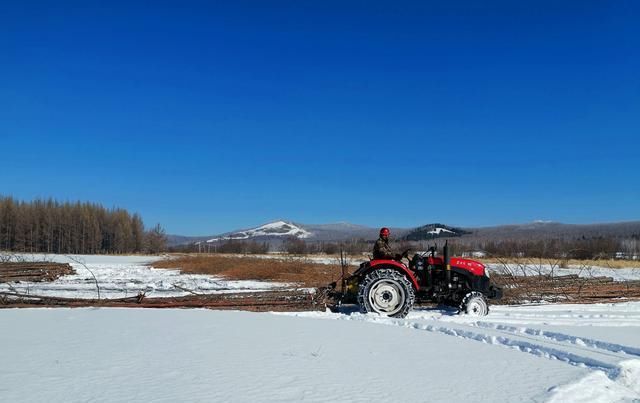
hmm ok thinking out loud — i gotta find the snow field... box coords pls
[0,308,587,403]
[2,254,640,402]
[283,302,640,402]
[0,254,300,299]
[1,302,639,402]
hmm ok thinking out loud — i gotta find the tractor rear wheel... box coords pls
[358,269,415,318]
[460,291,489,316]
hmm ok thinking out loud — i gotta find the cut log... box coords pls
[0,262,74,282]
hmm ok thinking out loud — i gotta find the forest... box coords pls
[0,196,166,254]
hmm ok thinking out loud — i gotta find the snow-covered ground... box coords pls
[1,302,639,402]
[2,255,640,401]
[0,254,294,299]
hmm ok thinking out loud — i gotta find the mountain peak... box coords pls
[402,223,469,241]
[207,220,311,242]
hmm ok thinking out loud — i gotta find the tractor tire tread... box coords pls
[459,291,489,316]
[357,268,415,318]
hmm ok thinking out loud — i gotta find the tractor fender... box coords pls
[366,260,420,291]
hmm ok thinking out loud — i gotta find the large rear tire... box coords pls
[460,291,489,316]
[358,269,415,318]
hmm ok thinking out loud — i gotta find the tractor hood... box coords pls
[449,258,486,277]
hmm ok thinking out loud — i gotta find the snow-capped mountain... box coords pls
[402,223,469,241]
[207,221,312,242]
[427,227,455,235]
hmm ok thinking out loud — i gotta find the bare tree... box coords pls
[145,223,167,254]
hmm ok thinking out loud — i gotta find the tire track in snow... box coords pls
[546,359,640,403]
[284,307,640,401]
[473,321,640,357]
[353,314,640,399]
[389,319,620,377]
[325,314,621,376]
[475,305,640,327]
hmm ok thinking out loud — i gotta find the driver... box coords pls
[373,227,396,260]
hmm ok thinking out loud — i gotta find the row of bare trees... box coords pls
[464,237,636,260]
[172,237,374,255]
[261,238,373,255]
[177,235,639,260]
[0,196,166,254]
[283,237,634,259]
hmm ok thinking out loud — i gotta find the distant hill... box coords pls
[167,221,402,246]
[166,234,211,246]
[463,221,640,241]
[167,220,640,247]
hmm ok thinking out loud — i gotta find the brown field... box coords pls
[153,255,347,288]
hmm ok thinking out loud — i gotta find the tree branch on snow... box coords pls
[172,283,203,296]
[65,255,100,300]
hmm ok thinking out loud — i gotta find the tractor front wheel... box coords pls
[358,269,415,318]
[460,291,489,316]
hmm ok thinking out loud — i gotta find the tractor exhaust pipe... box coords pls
[444,240,451,285]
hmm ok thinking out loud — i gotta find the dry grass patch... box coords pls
[153,255,345,288]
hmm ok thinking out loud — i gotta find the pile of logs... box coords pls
[0,289,326,312]
[492,273,640,304]
[0,262,75,283]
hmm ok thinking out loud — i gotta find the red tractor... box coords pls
[328,242,502,318]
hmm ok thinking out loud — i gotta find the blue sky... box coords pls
[1,1,638,235]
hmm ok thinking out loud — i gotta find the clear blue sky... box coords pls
[1,1,639,235]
